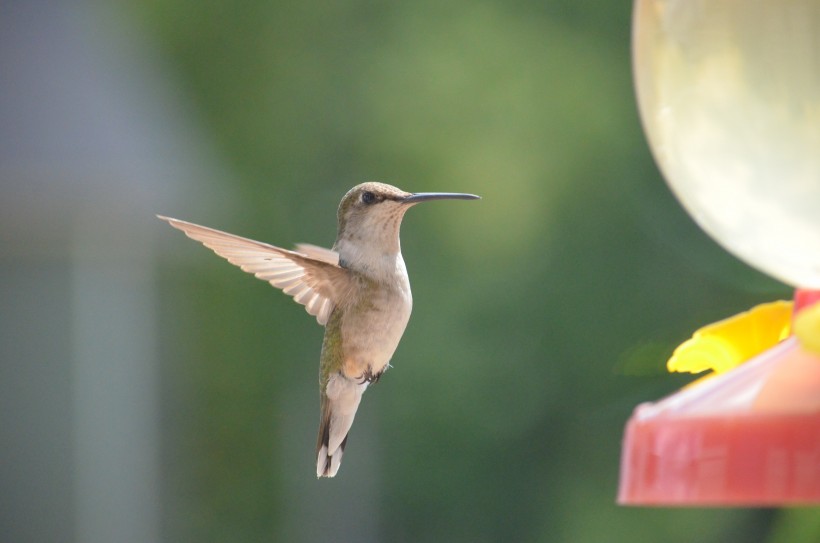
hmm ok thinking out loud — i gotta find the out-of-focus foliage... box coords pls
[133,1,799,541]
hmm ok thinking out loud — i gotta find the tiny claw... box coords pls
[359,368,383,385]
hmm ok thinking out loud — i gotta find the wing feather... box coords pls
[294,243,340,265]
[158,215,349,326]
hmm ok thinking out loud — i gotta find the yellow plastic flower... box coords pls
[667,300,793,376]
[794,302,820,354]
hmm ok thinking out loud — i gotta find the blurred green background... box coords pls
[2,0,813,542]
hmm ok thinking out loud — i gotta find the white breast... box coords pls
[338,252,413,377]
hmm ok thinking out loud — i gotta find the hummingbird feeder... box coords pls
[619,0,820,506]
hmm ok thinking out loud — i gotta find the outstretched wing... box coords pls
[158,216,349,325]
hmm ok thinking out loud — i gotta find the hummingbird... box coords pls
[158,182,479,477]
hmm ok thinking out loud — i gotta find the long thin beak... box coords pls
[402,192,481,204]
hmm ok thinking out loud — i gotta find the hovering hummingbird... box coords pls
[158,182,479,477]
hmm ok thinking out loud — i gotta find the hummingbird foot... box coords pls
[358,367,385,385]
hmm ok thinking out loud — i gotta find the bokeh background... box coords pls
[2,1,815,542]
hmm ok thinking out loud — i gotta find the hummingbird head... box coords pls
[334,182,479,271]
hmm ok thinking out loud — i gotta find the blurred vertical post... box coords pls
[1,1,211,541]
[70,213,160,543]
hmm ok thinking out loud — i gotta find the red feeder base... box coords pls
[619,337,820,505]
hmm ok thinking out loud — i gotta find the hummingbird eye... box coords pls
[361,191,377,205]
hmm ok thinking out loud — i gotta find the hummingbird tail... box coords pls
[316,374,367,477]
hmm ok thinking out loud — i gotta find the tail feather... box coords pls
[316,373,366,477]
